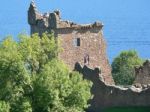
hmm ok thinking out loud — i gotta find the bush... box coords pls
[112,50,143,85]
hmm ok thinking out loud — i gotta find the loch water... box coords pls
[103,16,150,62]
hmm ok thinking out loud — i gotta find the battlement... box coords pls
[28,1,103,31]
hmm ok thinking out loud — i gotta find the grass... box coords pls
[104,107,150,112]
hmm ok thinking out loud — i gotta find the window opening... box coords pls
[73,38,80,47]
[84,54,90,65]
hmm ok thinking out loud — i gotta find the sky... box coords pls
[0,0,150,61]
[0,0,149,38]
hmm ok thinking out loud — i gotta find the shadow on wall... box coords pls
[74,62,150,112]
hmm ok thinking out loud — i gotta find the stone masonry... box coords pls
[75,64,150,112]
[28,2,114,84]
[134,60,150,85]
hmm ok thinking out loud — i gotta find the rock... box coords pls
[142,84,148,89]
[134,83,142,88]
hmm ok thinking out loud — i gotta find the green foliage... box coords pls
[112,50,143,85]
[10,98,32,112]
[32,59,91,112]
[0,101,10,112]
[0,33,92,112]
[0,37,31,111]
[18,33,58,74]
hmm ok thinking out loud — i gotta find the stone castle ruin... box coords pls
[78,65,150,112]
[134,60,150,85]
[28,1,114,84]
[28,2,150,112]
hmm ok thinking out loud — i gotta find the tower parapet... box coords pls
[28,2,103,35]
[28,1,42,25]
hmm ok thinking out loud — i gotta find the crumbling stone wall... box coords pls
[75,64,150,112]
[28,2,114,84]
[134,60,150,85]
[56,28,113,84]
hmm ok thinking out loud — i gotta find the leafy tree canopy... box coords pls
[111,50,143,85]
[0,101,10,112]
[0,33,92,112]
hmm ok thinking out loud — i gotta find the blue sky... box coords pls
[0,0,150,61]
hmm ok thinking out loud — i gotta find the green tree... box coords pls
[18,33,58,74]
[0,33,92,112]
[11,98,32,112]
[112,50,143,85]
[32,59,92,112]
[0,37,32,111]
[0,101,10,112]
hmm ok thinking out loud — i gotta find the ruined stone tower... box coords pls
[28,2,114,84]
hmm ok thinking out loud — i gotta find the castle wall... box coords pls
[76,65,150,112]
[56,28,114,84]
[30,25,48,35]
[134,60,150,85]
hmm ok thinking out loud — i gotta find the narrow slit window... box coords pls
[77,38,80,46]
[73,38,80,47]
